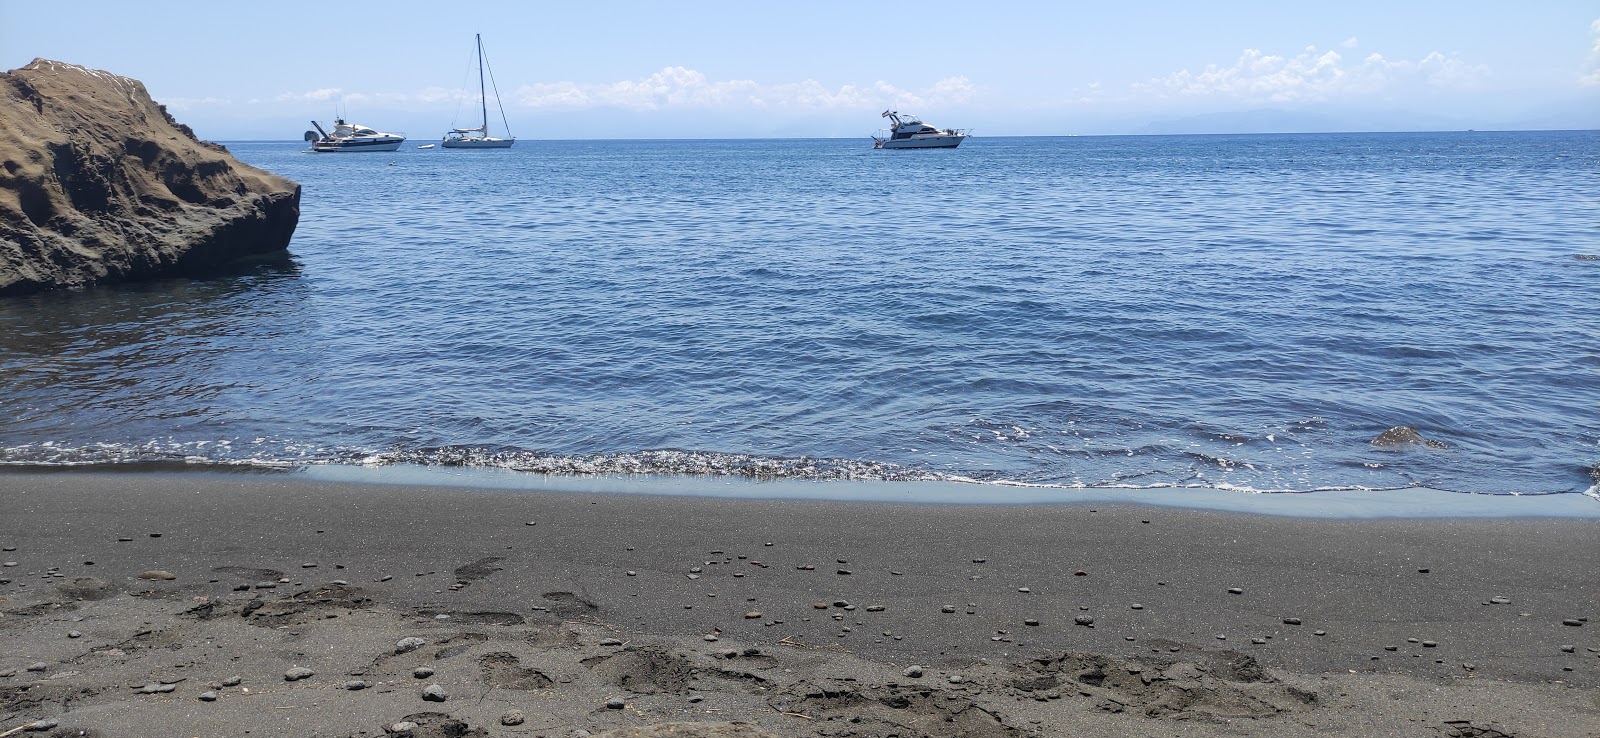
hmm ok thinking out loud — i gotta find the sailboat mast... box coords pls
[476,33,489,135]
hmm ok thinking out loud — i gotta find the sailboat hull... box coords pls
[440,137,515,149]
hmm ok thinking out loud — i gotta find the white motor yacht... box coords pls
[872,111,968,149]
[441,34,515,149]
[306,118,406,152]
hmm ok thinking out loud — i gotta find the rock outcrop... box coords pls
[0,58,300,295]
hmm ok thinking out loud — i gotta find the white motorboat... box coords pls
[871,111,968,149]
[441,34,515,149]
[305,118,406,152]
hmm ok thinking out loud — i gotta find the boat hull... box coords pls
[312,138,404,152]
[441,137,515,149]
[876,134,966,149]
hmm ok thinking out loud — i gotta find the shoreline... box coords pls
[1,471,1596,736]
[5,463,1599,519]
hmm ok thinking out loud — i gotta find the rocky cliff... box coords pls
[0,59,300,296]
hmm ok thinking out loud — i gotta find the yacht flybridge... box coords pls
[872,111,968,149]
[306,119,406,152]
[442,34,515,149]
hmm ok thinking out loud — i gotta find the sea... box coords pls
[2,131,1598,510]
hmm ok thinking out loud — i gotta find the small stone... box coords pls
[396,636,427,654]
[903,665,924,678]
[1560,644,1576,653]
[254,581,276,589]
[301,562,317,568]
[413,667,435,678]
[19,719,57,732]
[1562,619,1583,626]
[1384,645,1398,651]
[688,694,704,703]
[1017,587,1030,593]
[949,675,966,684]
[148,533,162,538]
[25,662,48,672]
[1130,603,1144,610]
[344,679,368,690]
[1024,619,1040,626]
[392,722,419,733]
[1252,638,1266,645]
[606,697,626,709]
[501,710,525,726]
[1422,640,1438,648]
[220,676,242,687]
[972,558,986,563]
[138,570,177,580]
[1228,587,1243,594]
[421,683,447,701]
[1418,568,1430,573]
[1283,617,1302,625]
[67,630,82,638]
[837,569,852,575]
[1490,596,1510,604]
[197,690,218,701]
[600,638,623,646]
[1074,570,1087,576]
[745,611,762,619]
[284,667,314,681]
[137,683,176,694]
[941,605,957,613]
[703,634,719,642]
[1314,630,1327,636]
[865,605,885,612]
[626,571,636,576]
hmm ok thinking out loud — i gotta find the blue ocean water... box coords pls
[2,132,1598,500]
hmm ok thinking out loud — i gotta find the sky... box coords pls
[3,1,1597,140]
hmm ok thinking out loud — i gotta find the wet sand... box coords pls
[1,471,1596,737]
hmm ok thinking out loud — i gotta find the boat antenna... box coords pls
[481,35,513,138]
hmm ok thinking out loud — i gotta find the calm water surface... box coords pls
[2,132,1597,500]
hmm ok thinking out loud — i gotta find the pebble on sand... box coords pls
[1283,617,1302,625]
[284,667,315,681]
[903,665,924,678]
[221,676,242,687]
[606,697,626,709]
[1074,615,1095,626]
[421,683,448,701]
[1562,619,1584,626]
[396,636,427,654]
[138,570,177,580]
[501,710,525,726]
[343,679,368,690]
[197,690,218,701]
[413,667,435,678]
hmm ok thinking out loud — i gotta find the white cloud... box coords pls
[1342,37,1360,49]
[510,67,974,112]
[1582,18,1600,86]
[1134,44,1489,104]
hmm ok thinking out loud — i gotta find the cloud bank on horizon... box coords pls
[220,41,1494,115]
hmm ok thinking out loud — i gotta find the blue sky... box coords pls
[4,1,1597,139]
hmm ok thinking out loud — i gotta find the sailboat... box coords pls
[441,34,515,149]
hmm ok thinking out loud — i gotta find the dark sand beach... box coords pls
[1,472,1596,737]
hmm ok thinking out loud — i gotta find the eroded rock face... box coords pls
[0,58,300,295]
